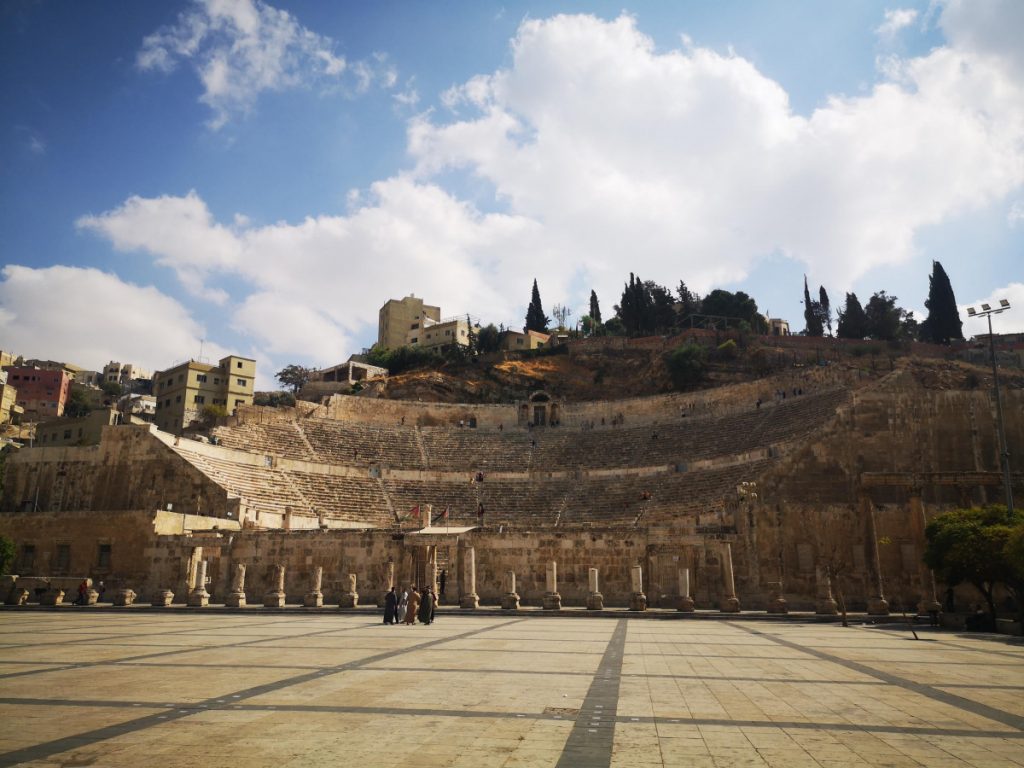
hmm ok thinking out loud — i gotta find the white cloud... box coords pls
[1009,200,1024,226]
[0,265,227,371]
[876,8,919,39]
[137,0,389,129]
[961,282,1024,335]
[76,190,240,304]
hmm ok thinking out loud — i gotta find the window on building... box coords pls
[236,379,246,386]
[410,337,418,343]
[175,395,181,403]
[445,330,451,336]
[235,399,244,407]
[56,544,70,573]
[97,543,111,569]
[63,430,71,439]
[410,323,418,330]
[236,361,243,368]
[20,544,36,570]
[165,399,171,407]
[41,434,47,443]
[77,428,82,437]
[196,374,207,383]
[194,395,205,404]
[213,378,220,385]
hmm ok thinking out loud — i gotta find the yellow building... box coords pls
[415,316,478,350]
[0,370,21,425]
[378,295,440,349]
[153,356,256,434]
[500,330,550,351]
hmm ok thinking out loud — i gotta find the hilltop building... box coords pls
[500,329,550,351]
[1,366,71,420]
[102,361,152,388]
[378,295,440,349]
[153,356,256,435]
[0,370,22,425]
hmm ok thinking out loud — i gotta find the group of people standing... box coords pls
[383,585,438,625]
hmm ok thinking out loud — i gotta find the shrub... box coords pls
[665,342,707,390]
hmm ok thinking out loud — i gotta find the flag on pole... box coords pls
[409,504,420,520]
[440,506,449,520]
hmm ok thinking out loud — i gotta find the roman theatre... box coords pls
[2,358,1022,613]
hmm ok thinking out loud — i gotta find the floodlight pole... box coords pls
[977,308,1014,516]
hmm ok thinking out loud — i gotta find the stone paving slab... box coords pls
[0,613,1021,767]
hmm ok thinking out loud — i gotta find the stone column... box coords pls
[304,566,324,608]
[767,582,787,614]
[338,572,359,608]
[263,564,286,607]
[501,570,520,610]
[113,588,137,607]
[543,561,561,610]
[815,565,838,615]
[188,560,210,607]
[910,495,941,614]
[586,567,604,610]
[677,568,695,612]
[41,589,66,606]
[460,547,480,609]
[629,564,647,611]
[424,504,433,528]
[719,544,740,613]
[226,563,247,607]
[862,494,889,615]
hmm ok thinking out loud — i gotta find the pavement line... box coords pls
[0,617,528,768]
[555,618,628,768]
[728,623,1024,732]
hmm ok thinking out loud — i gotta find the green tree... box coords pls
[476,324,501,354]
[920,261,964,344]
[665,342,707,389]
[525,278,550,333]
[615,273,652,336]
[275,364,311,394]
[836,292,869,339]
[864,291,903,340]
[602,317,625,336]
[100,380,123,399]
[676,281,701,323]
[649,282,677,334]
[64,388,92,419]
[589,289,602,327]
[465,315,479,355]
[924,504,1023,621]
[0,534,14,576]
[700,289,768,333]
[819,286,832,336]
[803,276,824,337]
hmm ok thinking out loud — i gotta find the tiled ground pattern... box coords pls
[0,612,1022,767]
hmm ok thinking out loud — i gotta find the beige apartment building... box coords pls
[378,295,440,349]
[417,316,478,350]
[102,361,151,387]
[153,356,256,434]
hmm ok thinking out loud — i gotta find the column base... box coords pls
[85,589,100,605]
[41,590,65,606]
[768,596,788,614]
[5,588,29,606]
[918,599,941,614]
[719,596,741,613]
[338,593,359,608]
[815,598,838,615]
[460,593,480,609]
[263,591,285,608]
[113,589,137,607]
[542,592,562,610]
[629,592,648,611]
[225,592,247,607]
[867,596,890,616]
[151,590,174,607]
[501,592,520,610]
[587,592,604,610]
[677,595,695,612]
[304,592,324,608]
[187,589,210,607]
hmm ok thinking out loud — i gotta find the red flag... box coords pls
[409,504,420,519]
[440,506,449,519]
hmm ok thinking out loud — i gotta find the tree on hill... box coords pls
[864,291,904,341]
[920,261,964,344]
[802,276,824,337]
[649,281,677,334]
[615,273,653,336]
[64,388,92,419]
[837,292,869,339]
[665,342,707,389]
[477,323,501,354]
[589,290,602,326]
[276,364,311,394]
[676,281,701,323]
[525,279,550,333]
[700,289,768,333]
[819,286,832,336]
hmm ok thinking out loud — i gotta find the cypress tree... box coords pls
[803,276,824,336]
[589,289,602,325]
[819,286,832,336]
[921,261,964,344]
[525,278,550,333]
[837,292,869,339]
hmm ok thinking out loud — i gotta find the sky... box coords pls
[1,0,1022,389]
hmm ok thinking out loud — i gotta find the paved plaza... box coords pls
[0,612,1022,767]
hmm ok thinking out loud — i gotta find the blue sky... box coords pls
[1,0,1022,388]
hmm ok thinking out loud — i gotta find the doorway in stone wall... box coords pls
[533,405,547,426]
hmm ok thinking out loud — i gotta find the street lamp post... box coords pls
[966,299,1014,515]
